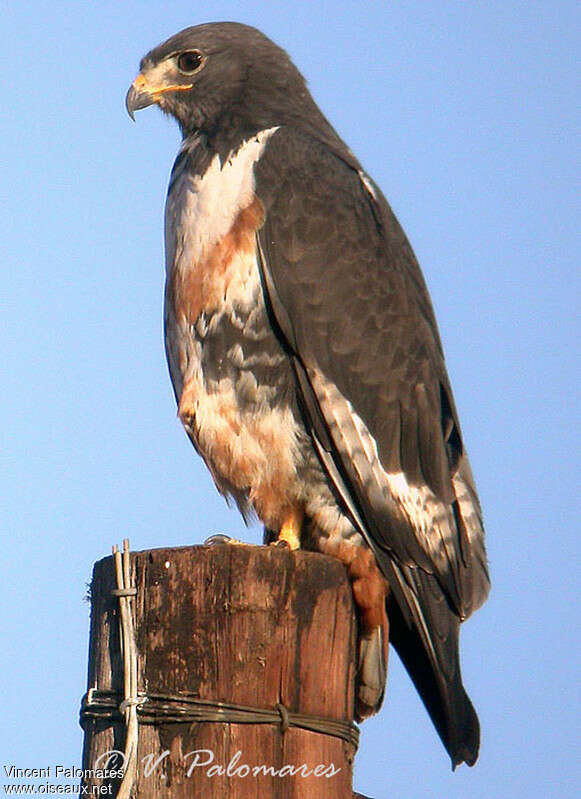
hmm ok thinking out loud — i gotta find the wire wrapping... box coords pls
[81,689,360,750]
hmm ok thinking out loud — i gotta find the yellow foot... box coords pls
[276,508,303,551]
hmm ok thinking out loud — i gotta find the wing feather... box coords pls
[254,126,489,765]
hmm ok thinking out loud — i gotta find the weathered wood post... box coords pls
[81,543,360,798]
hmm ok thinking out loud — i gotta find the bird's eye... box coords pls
[177,51,204,74]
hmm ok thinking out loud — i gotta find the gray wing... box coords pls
[254,127,489,765]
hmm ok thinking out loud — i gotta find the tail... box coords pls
[354,567,480,768]
[387,566,481,768]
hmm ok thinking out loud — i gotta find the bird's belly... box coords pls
[163,145,363,541]
[165,243,304,530]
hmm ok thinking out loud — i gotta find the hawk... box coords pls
[126,22,489,767]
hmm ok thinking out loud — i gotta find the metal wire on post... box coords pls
[81,690,360,749]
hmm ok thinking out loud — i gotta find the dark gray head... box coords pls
[126,22,346,155]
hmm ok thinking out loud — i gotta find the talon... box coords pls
[270,539,290,549]
[204,534,232,546]
[204,534,249,546]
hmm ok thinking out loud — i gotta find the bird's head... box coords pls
[126,22,323,143]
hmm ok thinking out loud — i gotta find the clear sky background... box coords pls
[1,1,579,797]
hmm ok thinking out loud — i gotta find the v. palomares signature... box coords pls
[96,748,341,779]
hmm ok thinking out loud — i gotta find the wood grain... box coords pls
[82,544,359,798]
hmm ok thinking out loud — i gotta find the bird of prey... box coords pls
[126,22,489,767]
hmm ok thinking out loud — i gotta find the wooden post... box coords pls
[81,544,359,798]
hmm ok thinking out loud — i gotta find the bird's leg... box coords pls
[177,383,250,547]
[275,507,303,550]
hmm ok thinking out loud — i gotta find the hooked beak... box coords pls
[125,74,155,121]
[125,73,193,120]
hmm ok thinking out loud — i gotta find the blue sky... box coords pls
[1,1,579,797]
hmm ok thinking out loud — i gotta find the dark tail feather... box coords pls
[387,588,480,768]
